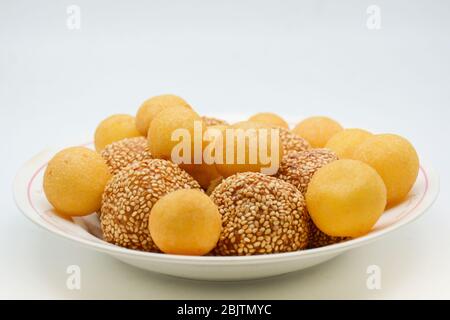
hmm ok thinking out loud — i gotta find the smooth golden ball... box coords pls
[136,94,190,136]
[325,128,373,159]
[293,116,343,148]
[43,147,111,216]
[148,105,201,160]
[94,114,141,151]
[248,112,289,129]
[353,134,419,206]
[149,189,221,255]
[306,159,386,237]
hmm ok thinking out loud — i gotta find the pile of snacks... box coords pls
[43,94,420,256]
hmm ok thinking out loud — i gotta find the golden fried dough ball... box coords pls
[306,159,386,237]
[149,189,221,255]
[100,159,201,252]
[136,94,191,135]
[325,128,373,159]
[94,114,141,151]
[148,105,201,160]
[43,147,111,216]
[292,116,343,148]
[248,112,289,129]
[353,134,419,206]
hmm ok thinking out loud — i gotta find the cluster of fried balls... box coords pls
[43,94,420,256]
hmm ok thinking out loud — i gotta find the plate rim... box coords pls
[13,146,440,265]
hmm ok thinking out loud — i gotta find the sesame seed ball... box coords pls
[279,128,311,154]
[100,137,152,175]
[202,116,229,127]
[100,158,202,252]
[275,149,348,248]
[210,172,310,256]
[231,123,310,155]
[276,149,338,195]
[308,221,350,249]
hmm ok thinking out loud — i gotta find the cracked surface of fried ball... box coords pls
[136,94,190,136]
[211,172,310,255]
[149,189,221,255]
[100,159,201,252]
[94,114,142,151]
[44,147,111,216]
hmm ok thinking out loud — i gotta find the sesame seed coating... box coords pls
[279,128,311,154]
[202,116,229,127]
[276,148,345,248]
[100,158,202,252]
[308,221,350,249]
[276,149,338,195]
[100,137,151,175]
[206,176,223,196]
[210,172,310,256]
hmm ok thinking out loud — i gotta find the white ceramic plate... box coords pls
[14,143,439,281]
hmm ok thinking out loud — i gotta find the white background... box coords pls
[1,0,449,299]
